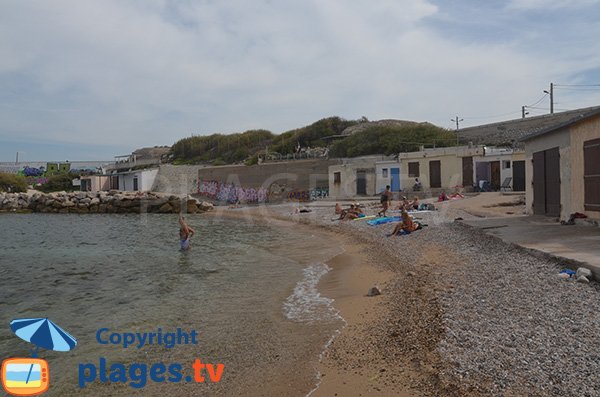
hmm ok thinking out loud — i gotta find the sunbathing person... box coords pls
[335,203,343,215]
[340,204,361,220]
[394,196,410,211]
[389,210,420,236]
[410,197,420,210]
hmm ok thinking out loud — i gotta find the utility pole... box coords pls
[522,106,529,119]
[544,83,554,114]
[451,116,463,145]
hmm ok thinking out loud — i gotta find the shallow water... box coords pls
[0,213,343,396]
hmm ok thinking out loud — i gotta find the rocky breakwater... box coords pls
[0,191,214,214]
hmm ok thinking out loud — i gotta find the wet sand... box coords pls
[313,242,414,397]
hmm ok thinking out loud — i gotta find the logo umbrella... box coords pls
[10,318,77,355]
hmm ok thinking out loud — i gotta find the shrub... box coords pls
[0,172,28,192]
[38,173,77,192]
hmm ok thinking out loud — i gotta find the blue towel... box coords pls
[367,216,402,226]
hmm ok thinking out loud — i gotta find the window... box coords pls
[382,168,388,178]
[503,160,511,169]
[408,162,420,177]
[334,172,341,184]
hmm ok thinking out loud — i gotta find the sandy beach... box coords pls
[210,193,600,397]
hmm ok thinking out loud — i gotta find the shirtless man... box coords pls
[179,215,196,251]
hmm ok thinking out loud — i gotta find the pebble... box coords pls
[283,204,600,397]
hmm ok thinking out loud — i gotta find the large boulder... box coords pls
[158,203,174,213]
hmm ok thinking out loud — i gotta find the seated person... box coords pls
[394,196,410,211]
[438,190,449,202]
[341,204,362,220]
[390,210,420,236]
[335,203,343,215]
[409,197,420,210]
[413,178,422,191]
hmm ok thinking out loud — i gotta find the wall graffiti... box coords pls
[197,180,270,204]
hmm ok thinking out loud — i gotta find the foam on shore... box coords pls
[283,262,342,323]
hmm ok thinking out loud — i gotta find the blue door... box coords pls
[390,168,400,192]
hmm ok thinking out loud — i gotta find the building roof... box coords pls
[519,106,600,142]
[457,105,600,145]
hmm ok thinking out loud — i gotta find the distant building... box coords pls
[108,146,170,172]
[80,169,159,192]
[329,155,388,198]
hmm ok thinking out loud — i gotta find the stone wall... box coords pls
[0,191,213,214]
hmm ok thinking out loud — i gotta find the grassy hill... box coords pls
[170,116,455,165]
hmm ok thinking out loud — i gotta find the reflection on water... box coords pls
[0,213,343,396]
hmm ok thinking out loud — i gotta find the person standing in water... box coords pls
[179,215,195,251]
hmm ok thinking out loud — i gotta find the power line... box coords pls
[527,93,549,107]
[554,83,600,87]
[553,87,600,91]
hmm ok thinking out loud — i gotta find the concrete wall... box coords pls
[153,165,205,194]
[154,160,339,195]
[80,176,109,192]
[329,164,377,199]
[397,146,483,192]
[375,160,401,193]
[569,117,600,220]
[524,129,571,219]
[398,156,458,191]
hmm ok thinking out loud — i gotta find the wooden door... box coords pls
[490,161,501,190]
[429,161,441,188]
[584,138,600,211]
[544,147,561,217]
[512,160,526,192]
[390,168,400,192]
[356,170,367,195]
[533,151,546,215]
[462,157,473,188]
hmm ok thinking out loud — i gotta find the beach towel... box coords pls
[353,215,376,221]
[366,216,402,226]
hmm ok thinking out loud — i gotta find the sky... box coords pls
[2,0,600,161]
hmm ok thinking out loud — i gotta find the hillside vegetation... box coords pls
[170,116,455,165]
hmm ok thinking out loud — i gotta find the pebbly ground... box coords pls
[275,202,600,396]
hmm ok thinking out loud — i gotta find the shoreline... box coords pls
[207,204,437,396]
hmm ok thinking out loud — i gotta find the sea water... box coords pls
[0,214,344,396]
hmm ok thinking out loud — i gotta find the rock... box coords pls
[367,287,381,297]
[158,203,174,213]
[187,200,199,214]
[577,276,590,283]
[576,267,592,279]
[199,201,214,211]
[407,271,416,277]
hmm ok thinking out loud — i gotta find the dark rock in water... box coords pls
[367,286,381,297]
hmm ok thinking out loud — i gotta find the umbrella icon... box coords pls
[10,318,77,356]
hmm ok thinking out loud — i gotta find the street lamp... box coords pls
[451,116,463,145]
[543,83,554,114]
